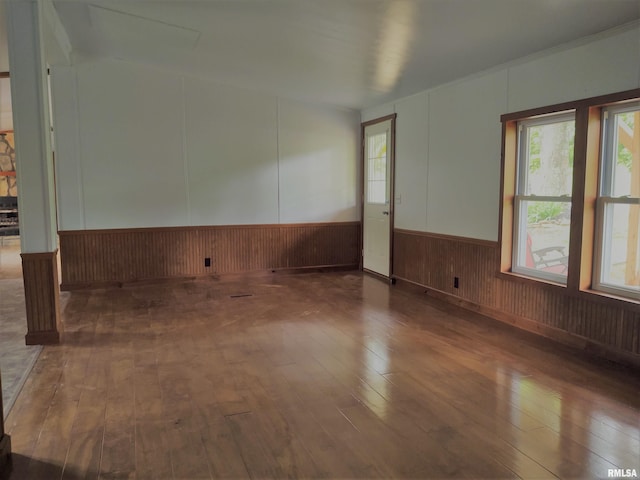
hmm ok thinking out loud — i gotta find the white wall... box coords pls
[362,23,640,241]
[506,26,640,113]
[394,92,427,231]
[427,70,507,240]
[76,61,187,230]
[184,76,279,226]
[0,78,12,130]
[51,59,360,230]
[278,98,359,223]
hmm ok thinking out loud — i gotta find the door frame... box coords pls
[360,113,397,279]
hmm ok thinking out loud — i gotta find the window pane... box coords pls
[367,132,387,204]
[524,119,575,196]
[601,203,640,293]
[517,200,571,277]
[514,113,575,282]
[610,111,639,197]
[597,105,639,298]
[368,132,387,160]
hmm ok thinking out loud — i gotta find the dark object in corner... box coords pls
[0,196,18,237]
[0,369,12,479]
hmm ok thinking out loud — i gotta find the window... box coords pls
[594,103,640,299]
[512,113,575,283]
[367,132,388,204]
[500,88,640,304]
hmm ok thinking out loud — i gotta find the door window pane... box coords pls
[367,132,387,204]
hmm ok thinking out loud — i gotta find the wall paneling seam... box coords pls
[181,76,191,225]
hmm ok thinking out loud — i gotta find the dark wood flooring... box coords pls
[4,271,640,479]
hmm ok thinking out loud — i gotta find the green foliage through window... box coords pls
[527,202,564,224]
[617,112,635,170]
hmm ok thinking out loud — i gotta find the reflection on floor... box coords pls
[5,271,640,479]
[0,236,42,417]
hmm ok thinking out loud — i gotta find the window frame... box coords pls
[512,113,575,284]
[593,102,640,300]
[499,88,640,307]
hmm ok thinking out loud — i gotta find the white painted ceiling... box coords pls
[12,1,640,109]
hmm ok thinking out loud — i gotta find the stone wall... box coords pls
[0,132,16,197]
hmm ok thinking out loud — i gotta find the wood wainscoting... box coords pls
[59,222,361,289]
[393,229,640,367]
[21,251,62,345]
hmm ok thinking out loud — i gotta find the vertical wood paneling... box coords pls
[393,229,640,361]
[59,223,360,288]
[626,311,640,354]
[21,251,62,344]
[395,230,499,306]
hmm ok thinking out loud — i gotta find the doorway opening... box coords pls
[0,76,42,419]
[361,114,396,278]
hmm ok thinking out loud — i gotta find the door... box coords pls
[363,117,394,277]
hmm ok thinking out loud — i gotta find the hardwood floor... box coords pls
[0,237,42,417]
[4,271,640,479]
[0,277,42,417]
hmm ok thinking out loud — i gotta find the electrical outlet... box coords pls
[454,276,459,289]
[204,258,211,267]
